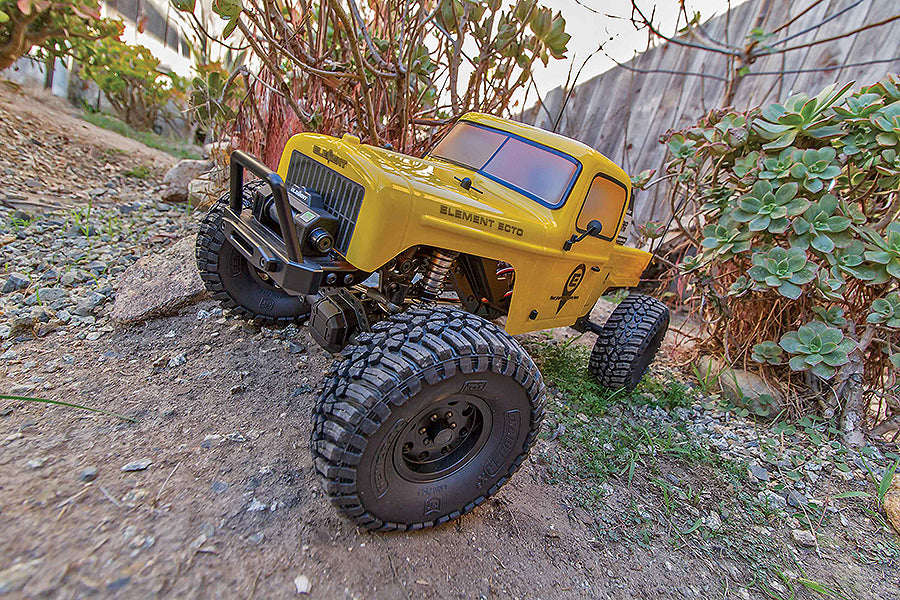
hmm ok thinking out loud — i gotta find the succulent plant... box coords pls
[788,147,843,193]
[865,75,900,103]
[701,216,752,256]
[727,275,752,296]
[667,134,698,160]
[867,292,900,328]
[860,222,900,284]
[751,341,782,365]
[680,253,704,273]
[832,93,884,123]
[733,151,759,178]
[732,181,809,234]
[813,270,846,302]
[812,305,847,328]
[871,101,900,147]
[748,246,817,299]
[779,321,856,379]
[791,194,852,253]
[876,148,900,189]
[837,127,880,157]
[752,82,852,150]
[827,240,878,282]
[759,147,795,180]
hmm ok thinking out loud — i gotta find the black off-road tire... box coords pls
[311,305,545,531]
[195,183,310,326]
[588,293,669,391]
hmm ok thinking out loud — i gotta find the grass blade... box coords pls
[1,394,137,423]
[832,491,871,499]
[878,459,898,502]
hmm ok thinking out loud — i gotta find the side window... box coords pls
[577,175,628,241]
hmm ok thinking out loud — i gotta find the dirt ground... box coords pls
[1,83,898,600]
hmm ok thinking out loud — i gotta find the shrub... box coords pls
[0,0,121,70]
[78,37,185,131]
[659,76,900,442]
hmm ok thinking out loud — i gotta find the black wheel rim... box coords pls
[393,394,493,483]
[246,261,281,293]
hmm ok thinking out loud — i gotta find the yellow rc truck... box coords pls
[195,113,668,531]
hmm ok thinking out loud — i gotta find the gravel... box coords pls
[0,199,193,351]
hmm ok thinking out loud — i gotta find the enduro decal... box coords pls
[550,263,585,314]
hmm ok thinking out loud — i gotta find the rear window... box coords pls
[431,121,580,208]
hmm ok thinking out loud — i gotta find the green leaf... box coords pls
[879,459,899,501]
[170,0,196,11]
[223,15,239,38]
[0,394,136,422]
[811,234,835,253]
[0,8,9,22]
[833,491,871,499]
[778,280,802,299]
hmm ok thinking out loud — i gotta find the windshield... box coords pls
[431,121,580,208]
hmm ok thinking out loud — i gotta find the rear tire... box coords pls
[588,293,669,391]
[195,184,310,325]
[311,305,545,531]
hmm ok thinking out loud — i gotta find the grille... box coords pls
[284,150,364,253]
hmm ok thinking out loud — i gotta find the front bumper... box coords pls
[221,151,356,296]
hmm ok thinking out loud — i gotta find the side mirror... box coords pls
[563,220,602,251]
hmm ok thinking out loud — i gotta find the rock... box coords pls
[247,498,267,512]
[706,511,723,532]
[121,459,152,472]
[288,341,307,354]
[201,434,224,448]
[757,490,786,511]
[204,140,233,163]
[248,532,264,544]
[0,558,42,594]
[73,292,105,316]
[26,457,47,469]
[79,466,98,482]
[791,529,817,548]
[211,481,228,494]
[111,237,208,324]
[293,575,311,595]
[1,273,30,294]
[694,356,785,419]
[187,167,227,209]
[160,159,212,203]
[749,464,770,482]
[121,488,149,506]
[167,353,187,368]
[786,490,808,508]
[28,287,67,305]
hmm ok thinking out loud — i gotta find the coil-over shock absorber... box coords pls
[420,250,458,300]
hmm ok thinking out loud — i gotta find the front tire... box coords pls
[311,306,544,531]
[588,293,669,391]
[195,184,310,325]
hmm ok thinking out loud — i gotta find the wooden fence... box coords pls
[520,0,900,243]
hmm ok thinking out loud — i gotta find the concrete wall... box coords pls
[520,0,900,243]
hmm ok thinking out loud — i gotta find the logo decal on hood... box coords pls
[313,145,348,168]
